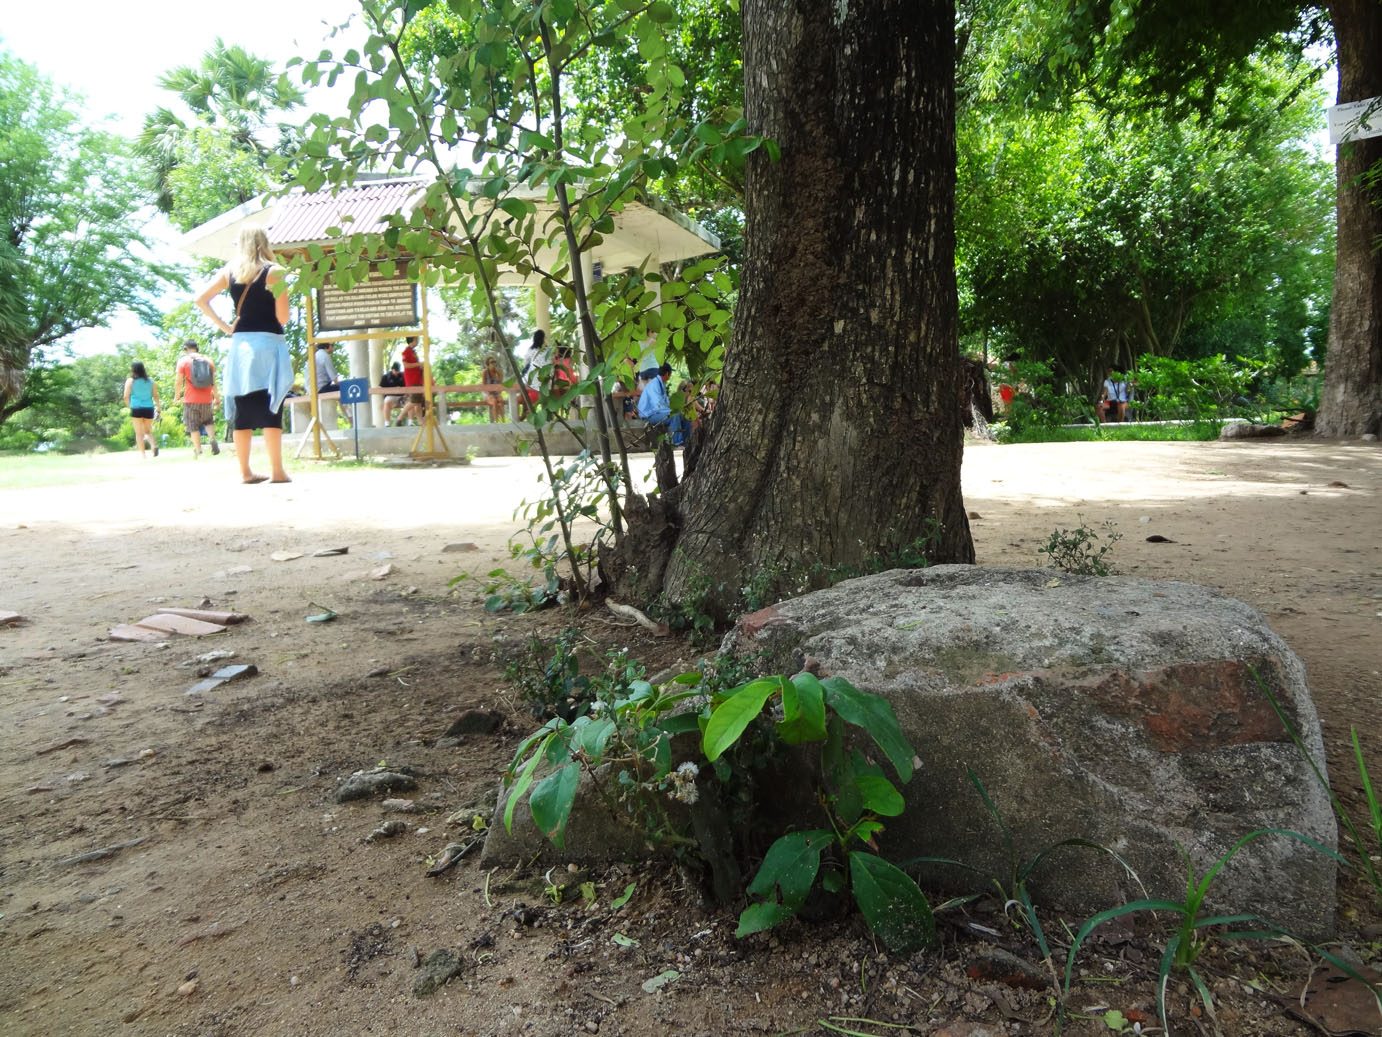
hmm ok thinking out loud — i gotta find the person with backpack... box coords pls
[174,339,220,456]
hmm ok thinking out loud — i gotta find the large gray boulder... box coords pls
[722,565,1337,939]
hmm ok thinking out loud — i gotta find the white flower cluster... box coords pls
[668,761,700,805]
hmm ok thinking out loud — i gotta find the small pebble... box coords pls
[177,979,198,997]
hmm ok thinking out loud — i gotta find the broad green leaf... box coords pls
[702,678,779,761]
[745,829,830,908]
[822,677,914,783]
[503,738,547,833]
[777,672,827,744]
[735,901,795,938]
[659,712,703,736]
[529,762,579,849]
[856,775,905,816]
[848,852,936,953]
[572,717,616,758]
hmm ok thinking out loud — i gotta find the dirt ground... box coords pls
[1,438,1379,1037]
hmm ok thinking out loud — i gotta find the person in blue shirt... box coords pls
[637,363,690,446]
[122,361,162,458]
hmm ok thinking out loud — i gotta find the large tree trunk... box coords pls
[1317,0,1382,437]
[661,0,973,614]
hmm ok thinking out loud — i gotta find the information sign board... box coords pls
[316,266,419,332]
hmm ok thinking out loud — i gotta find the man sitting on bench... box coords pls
[637,363,690,446]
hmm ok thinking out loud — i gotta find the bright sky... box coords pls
[1,0,366,356]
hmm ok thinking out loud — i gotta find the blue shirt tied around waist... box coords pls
[223,332,294,424]
[128,378,155,410]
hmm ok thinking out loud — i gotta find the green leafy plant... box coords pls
[1130,354,1260,424]
[287,0,764,609]
[1038,518,1121,576]
[503,628,600,723]
[707,674,935,953]
[1063,830,1351,1029]
[502,671,704,853]
[650,560,718,644]
[501,665,935,952]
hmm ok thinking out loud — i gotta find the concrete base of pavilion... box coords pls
[283,420,646,460]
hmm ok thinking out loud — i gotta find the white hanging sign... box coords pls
[1327,97,1382,144]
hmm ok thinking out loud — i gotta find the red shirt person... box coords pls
[398,336,426,424]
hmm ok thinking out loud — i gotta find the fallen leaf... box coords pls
[641,970,679,994]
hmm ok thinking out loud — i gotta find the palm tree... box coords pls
[136,38,305,220]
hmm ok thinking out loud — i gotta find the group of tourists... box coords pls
[127,225,711,479]
[120,224,291,482]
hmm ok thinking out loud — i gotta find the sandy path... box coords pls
[0,437,1378,1036]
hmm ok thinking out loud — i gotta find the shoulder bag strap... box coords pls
[229,264,266,333]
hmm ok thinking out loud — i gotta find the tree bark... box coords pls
[661,0,973,614]
[1317,0,1382,437]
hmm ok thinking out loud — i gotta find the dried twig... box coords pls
[57,836,147,866]
[37,737,89,756]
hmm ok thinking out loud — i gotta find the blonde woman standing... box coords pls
[194,227,293,484]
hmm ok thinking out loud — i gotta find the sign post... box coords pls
[339,378,370,460]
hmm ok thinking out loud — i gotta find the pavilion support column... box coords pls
[368,335,385,427]
[535,284,551,338]
[348,337,373,428]
[514,284,553,422]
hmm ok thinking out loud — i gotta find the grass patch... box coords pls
[1002,422,1222,444]
[0,450,138,490]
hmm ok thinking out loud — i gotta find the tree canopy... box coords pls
[136,38,305,232]
[957,55,1335,390]
[0,51,179,423]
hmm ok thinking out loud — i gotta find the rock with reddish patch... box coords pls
[719,565,1336,939]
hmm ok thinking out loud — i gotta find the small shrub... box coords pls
[1038,519,1121,576]
[503,629,600,722]
[502,667,936,953]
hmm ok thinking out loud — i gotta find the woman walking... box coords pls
[123,361,161,458]
[194,226,293,484]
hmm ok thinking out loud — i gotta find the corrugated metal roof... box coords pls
[269,179,426,247]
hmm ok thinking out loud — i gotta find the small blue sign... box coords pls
[339,377,369,405]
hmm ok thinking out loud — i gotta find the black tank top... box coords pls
[229,266,284,335]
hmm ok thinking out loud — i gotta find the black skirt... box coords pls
[232,389,283,431]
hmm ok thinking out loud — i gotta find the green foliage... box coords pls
[136,38,304,226]
[1038,519,1122,577]
[503,628,605,723]
[0,51,181,422]
[503,664,934,952]
[503,663,704,852]
[1130,354,1257,422]
[724,675,933,953]
[957,49,1333,393]
[649,559,717,644]
[995,422,1222,444]
[285,0,762,605]
[1063,831,1351,1029]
